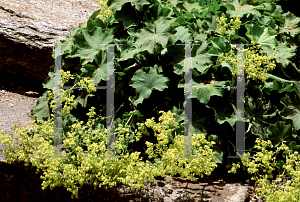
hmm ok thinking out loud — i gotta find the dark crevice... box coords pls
[0,70,45,97]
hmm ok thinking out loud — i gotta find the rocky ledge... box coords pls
[0,0,102,82]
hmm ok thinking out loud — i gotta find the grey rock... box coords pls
[111,175,256,201]
[0,0,103,82]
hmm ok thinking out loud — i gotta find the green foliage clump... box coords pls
[0,69,218,199]
[187,0,224,7]
[2,0,300,200]
[30,0,300,172]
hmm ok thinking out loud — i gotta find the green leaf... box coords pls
[178,79,226,105]
[189,19,208,42]
[255,15,274,27]
[245,24,277,52]
[134,17,176,54]
[28,92,51,122]
[52,27,81,59]
[107,0,151,13]
[180,0,202,13]
[170,41,213,75]
[208,37,231,56]
[129,68,170,107]
[190,42,213,73]
[267,121,295,148]
[170,105,189,125]
[266,73,300,86]
[168,0,179,7]
[89,9,101,21]
[114,3,140,29]
[271,80,298,94]
[191,110,209,135]
[168,26,192,45]
[207,134,224,164]
[263,41,296,68]
[280,95,300,131]
[227,3,261,18]
[202,14,218,35]
[275,159,285,173]
[114,39,141,62]
[244,97,280,140]
[80,49,115,86]
[70,27,114,64]
[73,91,95,109]
[211,101,241,129]
[288,141,300,152]
[278,12,300,38]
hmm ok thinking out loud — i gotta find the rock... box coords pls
[112,174,255,202]
[0,0,102,82]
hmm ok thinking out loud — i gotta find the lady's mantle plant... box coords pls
[0,69,218,199]
[1,0,300,200]
[1,74,300,201]
[29,0,300,170]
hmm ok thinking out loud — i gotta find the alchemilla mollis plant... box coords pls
[29,0,300,175]
[1,0,300,200]
[0,69,218,200]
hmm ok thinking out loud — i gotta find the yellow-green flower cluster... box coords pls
[216,15,242,37]
[219,41,277,83]
[227,138,300,201]
[142,110,218,181]
[94,0,114,21]
[46,70,97,117]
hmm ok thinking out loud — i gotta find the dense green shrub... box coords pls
[1,0,300,200]
[29,0,300,170]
